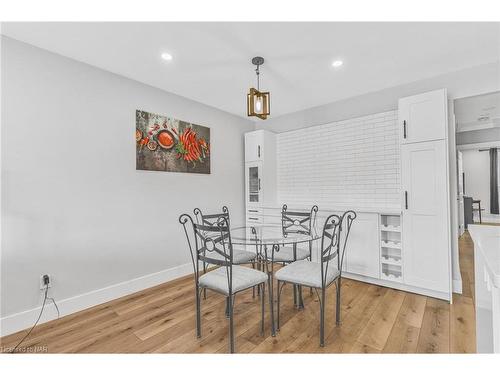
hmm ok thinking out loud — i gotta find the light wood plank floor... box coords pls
[1,232,476,353]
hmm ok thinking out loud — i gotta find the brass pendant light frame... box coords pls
[247,56,270,120]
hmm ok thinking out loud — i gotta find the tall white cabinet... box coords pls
[244,130,277,224]
[399,89,451,299]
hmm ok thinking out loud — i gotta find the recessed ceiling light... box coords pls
[161,52,173,61]
[332,60,343,68]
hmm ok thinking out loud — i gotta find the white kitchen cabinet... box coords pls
[401,139,450,294]
[475,243,495,353]
[245,130,264,162]
[246,207,263,224]
[245,161,263,207]
[399,89,447,144]
[344,213,380,279]
[244,130,277,221]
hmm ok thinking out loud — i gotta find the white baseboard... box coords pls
[343,272,452,302]
[0,262,193,337]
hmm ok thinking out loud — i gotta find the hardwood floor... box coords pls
[1,233,476,354]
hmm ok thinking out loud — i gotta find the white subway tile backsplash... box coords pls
[276,110,401,209]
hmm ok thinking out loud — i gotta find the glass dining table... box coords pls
[230,224,322,249]
[229,224,322,335]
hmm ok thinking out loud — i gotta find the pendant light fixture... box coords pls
[247,56,270,120]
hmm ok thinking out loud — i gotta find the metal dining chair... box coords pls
[267,204,318,308]
[278,204,318,263]
[194,206,258,265]
[194,206,259,299]
[179,214,268,353]
[274,210,356,347]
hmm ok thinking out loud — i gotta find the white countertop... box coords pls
[258,204,402,215]
[469,224,500,288]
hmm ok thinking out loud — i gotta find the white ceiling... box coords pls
[455,91,500,132]
[2,22,500,119]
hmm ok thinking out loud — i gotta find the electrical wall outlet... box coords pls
[40,274,52,290]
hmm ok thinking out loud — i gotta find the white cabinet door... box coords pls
[402,140,450,293]
[399,89,447,144]
[344,213,380,279]
[474,246,494,352]
[244,131,263,162]
[245,161,263,206]
[493,285,500,353]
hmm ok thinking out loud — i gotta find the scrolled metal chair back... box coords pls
[281,204,318,237]
[193,206,230,227]
[319,214,342,287]
[337,210,357,275]
[179,214,233,288]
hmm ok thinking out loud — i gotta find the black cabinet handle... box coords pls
[258,178,261,191]
[403,120,407,139]
[258,145,261,158]
[405,191,408,209]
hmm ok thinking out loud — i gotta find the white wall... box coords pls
[462,149,492,213]
[0,37,254,335]
[277,111,400,210]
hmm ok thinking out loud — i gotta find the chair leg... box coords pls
[320,288,326,347]
[336,277,341,326]
[257,261,261,296]
[225,296,230,318]
[260,283,265,336]
[276,281,281,331]
[252,262,256,298]
[268,274,276,337]
[202,264,207,300]
[196,286,201,338]
[229,294,235,353]
[309,242,314,297]
[293,284,297,307]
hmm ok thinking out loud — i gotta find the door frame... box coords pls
[451,88,500,296]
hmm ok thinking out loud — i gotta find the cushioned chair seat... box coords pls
[267,245,310,262]
[275,260,340,288]
[204,249,257,265]
[199,265,268,296]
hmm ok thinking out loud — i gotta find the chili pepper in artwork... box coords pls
[174,127,210,168]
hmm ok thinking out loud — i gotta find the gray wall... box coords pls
[257,61,500,133]
[1,37,254,319]
[457,127,500,145]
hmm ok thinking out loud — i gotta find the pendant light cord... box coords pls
[255,65,260,91]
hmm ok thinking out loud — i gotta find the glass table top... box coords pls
[229,224,321,246]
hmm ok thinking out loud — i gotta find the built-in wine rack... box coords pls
[380,214,403,282]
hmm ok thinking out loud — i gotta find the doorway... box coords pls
[454,91,500,226]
